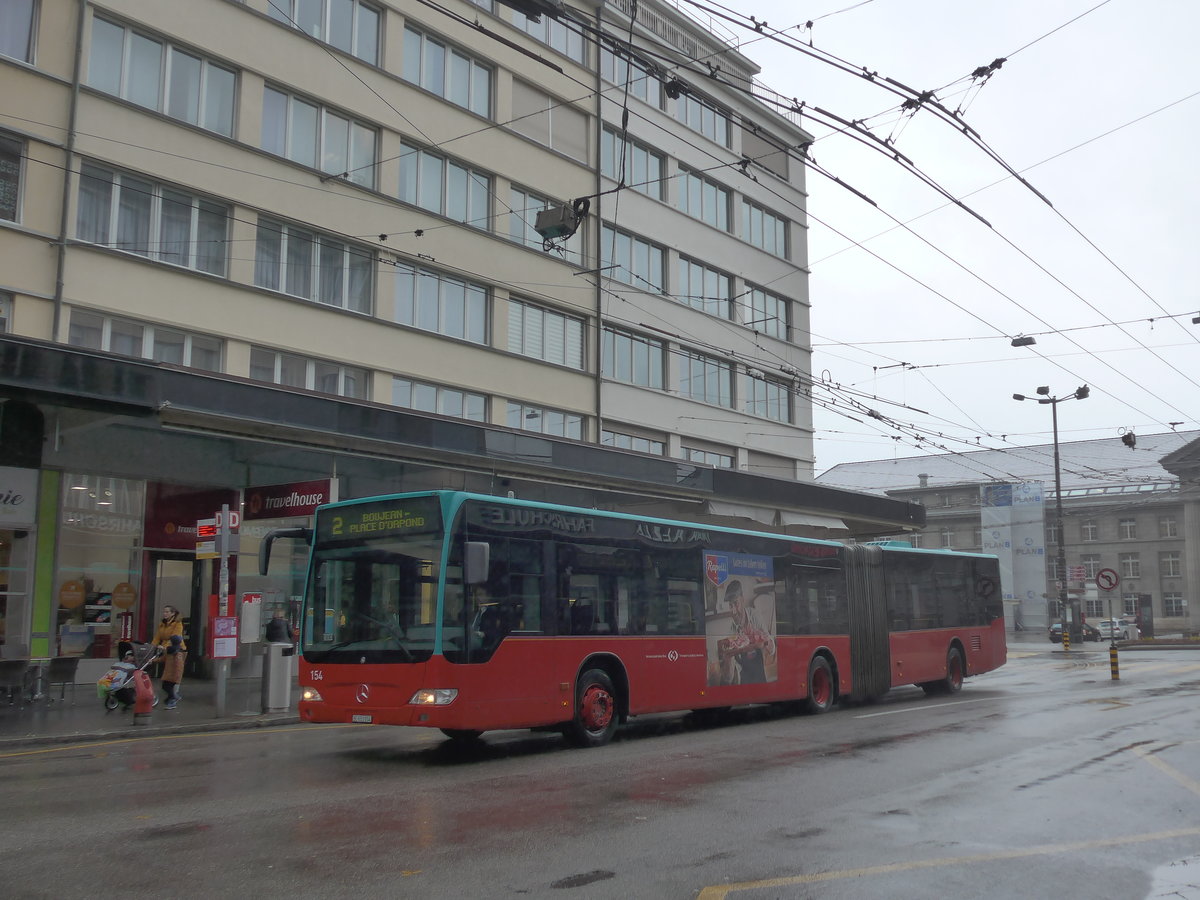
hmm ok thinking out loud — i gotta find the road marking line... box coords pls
[696,827,1200,899]
[853,697,997,719]
[0,723,356,760]
[1134,741,1200,798]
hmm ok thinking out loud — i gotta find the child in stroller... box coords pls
[97,642,161,711]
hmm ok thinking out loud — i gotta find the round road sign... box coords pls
[1096,568,1120,592]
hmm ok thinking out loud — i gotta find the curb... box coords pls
[0,714,302,751]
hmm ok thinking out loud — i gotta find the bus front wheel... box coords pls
[565,669,618,748]
[804,656,835,714]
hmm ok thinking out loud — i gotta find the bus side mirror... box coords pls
[464,542,490,585]
[259,527,313,575]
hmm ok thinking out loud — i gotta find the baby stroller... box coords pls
[97,642,161,711]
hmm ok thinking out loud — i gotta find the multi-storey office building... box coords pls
[818,432,1200,636]
[0,0,922,676]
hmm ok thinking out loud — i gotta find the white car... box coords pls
[1093,619,1139,641]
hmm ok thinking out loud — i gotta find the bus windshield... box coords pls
[303,497,444,663]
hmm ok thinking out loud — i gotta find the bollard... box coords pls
[132,669,154,725]
[1062,628,1070,652]
[1110,643,1120,681]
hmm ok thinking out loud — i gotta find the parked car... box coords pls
[1093,619,1140,641]
[1048,622,1100,643]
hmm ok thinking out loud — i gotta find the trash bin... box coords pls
[261,642,293,712]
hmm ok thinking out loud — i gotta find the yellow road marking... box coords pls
[699,740,1200,898]
[696,827,1200,899]
[0,723,357,759]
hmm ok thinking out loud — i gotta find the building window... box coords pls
[1163,593,1185,617]
[402,26,491,117]
[681,446,733,468]
[1046,523,1058,546]
[88,17,236,136]
[268,0,380,65]
[512,10,584,61]
[1160,516,1178,539]
[740,199,788,258]
[676,257,732,319]
[742,373,790,423]
[508,187,583,263]
[249,346,368,399]
[1160,551,1182,578]
[1081,519,1098,542]
[1121,594,1137,616]
[1119,553,1140,579]
[909,533,924,549]
[1,0,36,63]
[742,285,789,340]
[940,528,954,549]
[399,142,490,227]
[0,132,20,221]
[742,122,789,180]
[1081,554,1102,579]
[392,376,485,421]
[262,86,377,187]
[972,527,982,548]
[76,163,228,275]
[674,90,731,148]
[677,167,730,230]
[0,291,12,332]
[507,402,582,439]
[394,265,488,344]
[68,310,222,371]
[599,44,662,107]
[509,80,587,161]
[600,127,664,199]
[600,224,665,292]
[254,218,373,313]
[1118,517,1137,540]
[678,351,732,408]
[601,429,664,456]
[507,299,584,369]
[601,327,665,389]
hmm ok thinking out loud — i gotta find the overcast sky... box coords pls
[699,0,1199,475]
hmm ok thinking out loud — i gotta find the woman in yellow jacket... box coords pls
[153,606,187,709]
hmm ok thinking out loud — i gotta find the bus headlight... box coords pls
[410,688,458,706]
[301,688,324,702]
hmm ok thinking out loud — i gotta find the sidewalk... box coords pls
[0,674,300,751]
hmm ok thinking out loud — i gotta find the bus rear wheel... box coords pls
[439,728,483,742]
[564,669,618,748]
[804,656,835,714]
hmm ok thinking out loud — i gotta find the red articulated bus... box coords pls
[260,491,1006,747]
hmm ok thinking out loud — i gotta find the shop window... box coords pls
[57,474,146,659]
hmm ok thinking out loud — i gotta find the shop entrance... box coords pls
[146,552,202,675]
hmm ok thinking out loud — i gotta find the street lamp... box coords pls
[1012,384,1090,642]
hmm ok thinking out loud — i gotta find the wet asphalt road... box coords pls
[1,644,1198,899]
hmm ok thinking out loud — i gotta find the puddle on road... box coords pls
[1147,855,1200,899]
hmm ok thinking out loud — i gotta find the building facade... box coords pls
[0,0,924,676]
[818,432,1200,637]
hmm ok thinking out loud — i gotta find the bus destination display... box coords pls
[317,496,441,542]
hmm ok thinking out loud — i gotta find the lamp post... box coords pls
[1012,385,1090,641]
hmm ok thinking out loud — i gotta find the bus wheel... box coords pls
[439,728,483,742]
[804,656,835,714]
[922,648,964,695]
[565,669,618,748]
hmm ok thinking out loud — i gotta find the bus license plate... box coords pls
[352,714,373,723]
